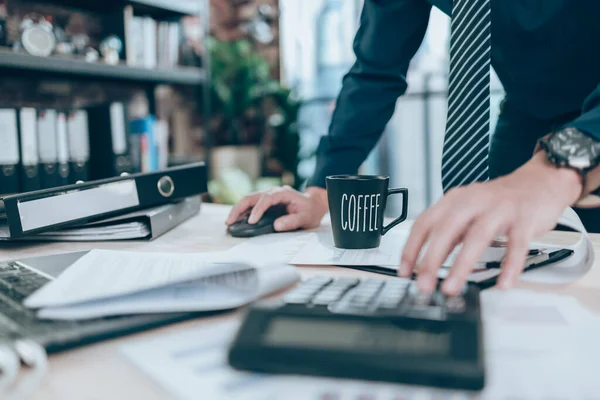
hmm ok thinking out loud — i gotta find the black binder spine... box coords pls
[18,108,41,192]
[37,109,59,189]
[56,111,70,186]
[88,103,134,180]
[1,162,208,238]
[0,109,19,194]
[146,196,201,240]
[67,110,90,183]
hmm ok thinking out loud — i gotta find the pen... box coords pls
[486,249,545,269]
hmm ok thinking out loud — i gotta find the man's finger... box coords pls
[248,191,290,224]
[400,190,464,277]
[498,227,531,289]
[226,194,261,225]
[441,214,505,295]
[399,211,437,278]
[416,211,475,293]
[274,214,302,232]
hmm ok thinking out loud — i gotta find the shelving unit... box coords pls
[0,49,206,85]
[1,0,212,191]
[128,0,203,17]
[30,0,202,18]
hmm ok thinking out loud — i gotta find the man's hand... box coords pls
[226,186,329,232]
[399,152,583,295]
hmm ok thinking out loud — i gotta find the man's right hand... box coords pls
[225,186,329,232]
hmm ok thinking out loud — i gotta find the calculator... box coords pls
[228,276,485,390]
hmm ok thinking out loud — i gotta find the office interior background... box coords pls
[0,0,503,218]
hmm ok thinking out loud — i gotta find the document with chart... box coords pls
[120,292,600,400]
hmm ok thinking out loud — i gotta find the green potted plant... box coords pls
[206,37,301,203]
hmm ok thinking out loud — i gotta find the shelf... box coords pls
[26,0,202,17]
[0,50,206,86]
[128,0,202,17]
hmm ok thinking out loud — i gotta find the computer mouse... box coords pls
[227,204,288,238]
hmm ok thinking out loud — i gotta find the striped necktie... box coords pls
[441,0,492,192]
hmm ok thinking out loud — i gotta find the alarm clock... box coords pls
[20,14,56,57]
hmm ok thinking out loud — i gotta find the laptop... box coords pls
[0,252,206,353]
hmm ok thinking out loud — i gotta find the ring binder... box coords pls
[0,162,207,239]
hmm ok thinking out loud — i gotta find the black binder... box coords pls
[88,103,134,180]
[0,109,20,195]
[56,111,70,186]
[66,110,90,183]
[0,162,207,239]
[18,108,41,192]
[37,109,60,189]
[20,196,201,242]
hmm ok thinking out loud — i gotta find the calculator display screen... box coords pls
[264,318,450,355]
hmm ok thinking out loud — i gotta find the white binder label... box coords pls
[56,112,69,163]
[0,109,20,165]
[38,110,58,163]
[18,180,141,232]
[67,110,90,161]
[20,108,39,166]
[110,103,127,155]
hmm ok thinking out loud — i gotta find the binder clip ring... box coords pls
[158,176,175,198]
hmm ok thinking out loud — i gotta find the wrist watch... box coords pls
[538,127,600,206]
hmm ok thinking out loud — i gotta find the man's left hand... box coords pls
[399,152,583,295]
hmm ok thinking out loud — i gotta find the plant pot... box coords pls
[211,145,262,181]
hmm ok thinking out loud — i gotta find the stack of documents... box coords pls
[24,249,300,320]
[11,197,201,242]
[27,221,151,241]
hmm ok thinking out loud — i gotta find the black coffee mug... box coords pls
[326,175,408,249]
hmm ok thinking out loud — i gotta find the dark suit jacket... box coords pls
[308,0,600,188]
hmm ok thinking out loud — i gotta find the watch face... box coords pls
[548,128,600,169]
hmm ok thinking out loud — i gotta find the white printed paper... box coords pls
[291,230,409,267]
[35,264,299,320]
[480,289,600,398]
[523,207,595,284]
[120,290,600,400]
[226,231,317,265]
[24,249,300,320]
[239,207,595,285]
[120,321,463,400]
[24,249,252,308]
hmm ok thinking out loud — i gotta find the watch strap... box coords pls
[536,134,600,208]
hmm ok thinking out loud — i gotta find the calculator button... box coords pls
[333,277,360,286]
[283,294,312,305]
[306,276,333,285]
[288,288,318,298]
[377,299,401,310]
[349,297,372,309]
[404,305,445,320]
[414,293,432,307]
[408,281,421,295]
[376,292,406,310]
[312,296,337,306]
[446,296,466,313]
[312,290,345,305]
[362,279,384,289]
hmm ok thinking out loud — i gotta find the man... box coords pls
[227,1,600,295]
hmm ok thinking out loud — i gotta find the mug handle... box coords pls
[382,188,408,235]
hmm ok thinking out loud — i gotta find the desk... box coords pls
[1,204,599,400]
